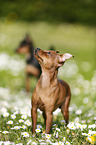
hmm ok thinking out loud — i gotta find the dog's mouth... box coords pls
[37,54,43,62]
[35,48,43,62]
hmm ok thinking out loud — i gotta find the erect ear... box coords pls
[59,53,74,63]
[26,33,31,42]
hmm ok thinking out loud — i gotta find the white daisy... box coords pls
[67,123,76,130]
[14,126,21,130]
[3,112,9,117]
[11,114,16,119]
[21,125,27,130]
[24,120,30,124]
[7,120,13,124]
[45,134,51,139]
[75,109,82,115]
[19,119,24,123]
[2,131,9,134]
[63,137,66,142]
[56,128,60,132]
[26,122,31,126]
[37,125,42,129]
[21,115,27,119]
[13,111,19,115]
[65,141,70,145]
[21,132,29,137]
[35,128,41,133]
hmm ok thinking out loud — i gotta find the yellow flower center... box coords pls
[71,126,74,128]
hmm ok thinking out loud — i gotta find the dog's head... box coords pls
[15,34,34,54]
[34,48,74,70]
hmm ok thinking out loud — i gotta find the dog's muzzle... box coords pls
[35,48,40,55]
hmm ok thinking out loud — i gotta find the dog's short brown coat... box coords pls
[31,48,73,134]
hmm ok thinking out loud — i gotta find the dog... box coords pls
[31,48,74,134]
[16,34,41,92]
[16,35,55,92]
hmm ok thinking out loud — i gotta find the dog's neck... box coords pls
[40,68,58,88]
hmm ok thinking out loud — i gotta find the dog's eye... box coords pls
[47,52,51,55]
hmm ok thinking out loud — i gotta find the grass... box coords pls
[0,21,96,144]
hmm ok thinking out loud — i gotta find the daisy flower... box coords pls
[7,120,13,124]
[94,117,96,120]
[14,126,21,130]
[45,134,51,139]
[24,120,30,124]
[13,111,19,115]
[35,128,41,133]
[82,133,88,136]
[65,141,70,145]
[75,109,82,115]
[19,119,24,123]
[26,122,31,126]
[67,123,76,130]
[37,125,42,129]
[63,137,66,142]
[61,120,65,123]
[21,125,27,130]
[2,131,9,134]
[88,130,96,136]
[79,124,87,131]
[4,141,15,145]
[21,132,29,137]
[56,128,60,132]
[58,141,64,145]
[21,115,27,119]
[75,123,82,129]
[11,114,16,119]
[88,124,96,129]
[3,112,9,117]
[74,117,79,122]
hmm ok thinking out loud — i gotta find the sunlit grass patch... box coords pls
[0,104,96,144]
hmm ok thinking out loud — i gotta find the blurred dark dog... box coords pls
[16,34,55,92]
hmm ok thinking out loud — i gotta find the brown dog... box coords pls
[31,48,74,134]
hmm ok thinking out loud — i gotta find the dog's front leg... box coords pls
[32,106,37,134]
[45,112,53,133]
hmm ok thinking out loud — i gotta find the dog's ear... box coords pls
[56,50,59,53]
[26,33,31,42]
[58,53,74,66]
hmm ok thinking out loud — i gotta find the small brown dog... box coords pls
[31,48,74,134]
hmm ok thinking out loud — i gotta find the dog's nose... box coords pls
[36,48,40,51]
[35,48,40,52]
[35,48,40,54]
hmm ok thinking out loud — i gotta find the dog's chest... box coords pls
[37,98,45,111]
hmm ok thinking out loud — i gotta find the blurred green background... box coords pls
[0,0,96,25]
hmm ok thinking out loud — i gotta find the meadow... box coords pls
[0,21,96,144]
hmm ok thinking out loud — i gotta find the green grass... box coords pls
[0,21,96,144]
